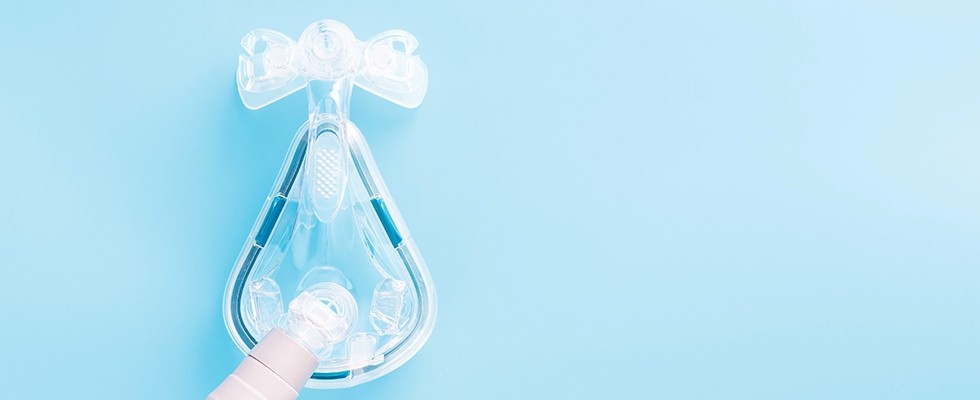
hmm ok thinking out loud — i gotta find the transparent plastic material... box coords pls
[237,20,428,110]
[223,19,436,389]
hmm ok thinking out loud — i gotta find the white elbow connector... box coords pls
[208,329,317,400]
[210,286,357,399]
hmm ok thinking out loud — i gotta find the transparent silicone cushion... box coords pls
[222,121,437,388]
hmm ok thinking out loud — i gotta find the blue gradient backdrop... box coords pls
[1,1,978,399]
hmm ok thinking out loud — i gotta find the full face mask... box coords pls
[210,19,436,399]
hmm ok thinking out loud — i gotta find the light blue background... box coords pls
[1,1,978,398]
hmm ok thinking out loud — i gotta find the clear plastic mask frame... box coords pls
[222,19,436,389]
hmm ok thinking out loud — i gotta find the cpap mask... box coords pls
[209,19,435,400]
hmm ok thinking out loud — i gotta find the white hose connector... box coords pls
[210,285,357,399]
[208,329,318,400]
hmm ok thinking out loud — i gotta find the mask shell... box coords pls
[222,121,437,388]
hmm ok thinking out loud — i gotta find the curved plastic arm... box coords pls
[354,30,428,108]
[236,29,307,110]
[237,22,428,110]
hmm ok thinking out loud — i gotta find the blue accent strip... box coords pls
[371,197,403,247]
[311,371,352,380]
[255,196,286,247]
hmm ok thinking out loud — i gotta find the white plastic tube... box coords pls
[211,287,357,399]
[208,329,319,400]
